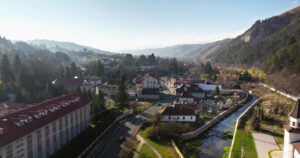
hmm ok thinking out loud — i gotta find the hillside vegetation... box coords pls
[209,6,300,95]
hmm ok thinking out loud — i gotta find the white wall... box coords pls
[142,76,158,89]
[179,97,194,104]
[161,115,196,122]
[197,83,222,91]
[191,93,205,99]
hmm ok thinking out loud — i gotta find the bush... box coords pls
[119,137,137,158]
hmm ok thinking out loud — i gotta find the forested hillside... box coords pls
[208,6,300,95]
[125,39,230,60]
[0,37,75,103]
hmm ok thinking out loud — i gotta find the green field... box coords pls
[137,144,158,158]
[231,130,258,158]
[140,126,177,158]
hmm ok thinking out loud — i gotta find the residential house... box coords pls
[139,65,155,71]
[0,94,90,158]
[178,91,195,104]
[95,82,118,98]
[176,84,205,99]
[160,106,196,122]
[137,73,160,100]
[52,77,93,92]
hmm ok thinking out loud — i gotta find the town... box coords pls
[0,1,300,158]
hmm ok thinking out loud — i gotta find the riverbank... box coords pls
[182,95,257,158]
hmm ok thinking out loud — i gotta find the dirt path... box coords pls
[133,134,162,158]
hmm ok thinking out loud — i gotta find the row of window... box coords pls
[1,106,89,158]
[168,116,193,120]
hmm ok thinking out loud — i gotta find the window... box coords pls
[183,116,185,120]
[168,116,171,119]
[293,122,296,126]
[191,117,193,119]
[298,123,300,127]
[6,144,12,153]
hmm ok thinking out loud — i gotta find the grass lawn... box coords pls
[137,144,158,158]
[242,83,295,145]
[140,126,177,158]
[231,130,258,158]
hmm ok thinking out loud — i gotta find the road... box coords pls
[87,80,174,158]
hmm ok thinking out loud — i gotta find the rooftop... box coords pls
[0,94,89,147]
[289,98,300,118]
[161,106,195,116]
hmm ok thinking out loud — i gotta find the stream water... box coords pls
[185,96,257,158]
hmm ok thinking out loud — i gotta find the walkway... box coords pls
[133,134,162,158]
[252,133,280,158]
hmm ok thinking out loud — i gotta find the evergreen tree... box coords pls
[66,66,71,78]
[1,54,15,85]
[70,62,77,77]
[115,75,128,113]
[215,86,220,96]
[14,55,21,75]
[95,60,104,76]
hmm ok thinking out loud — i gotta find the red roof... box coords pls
[0,94,89,147]
[175,104,198,111]
[54,78,84,87]
[289,98,300,118]
[142,73,158,80]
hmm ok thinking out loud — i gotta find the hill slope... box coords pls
[209,6,300,95]
[125,39,230,60]
[27,39,114,55]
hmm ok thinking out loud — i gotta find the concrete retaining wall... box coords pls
[228,98,260,158]
[181,91,248,140]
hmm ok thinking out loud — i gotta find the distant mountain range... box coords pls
[124,39,231,60]
[27,39,114,55]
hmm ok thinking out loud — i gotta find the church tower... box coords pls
[284,98,300,158]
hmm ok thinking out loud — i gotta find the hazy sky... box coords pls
[0,0,298,51]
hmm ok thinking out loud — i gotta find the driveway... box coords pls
[252,132,279,158]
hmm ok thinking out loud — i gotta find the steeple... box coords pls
[288,97,300,129]
[289,98,300,118]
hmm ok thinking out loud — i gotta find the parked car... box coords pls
[119,136,126,143]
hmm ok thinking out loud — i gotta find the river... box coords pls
[185,95,257,158]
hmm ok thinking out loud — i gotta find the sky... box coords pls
[0,0,298,52]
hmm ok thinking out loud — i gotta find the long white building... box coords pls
[0,94,90,158]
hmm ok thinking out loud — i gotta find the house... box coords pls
[284,97,300,158]
[196,83,222,92]
[0,94,90,158]
[176,84,205,99]
[178,91,195,104]
[139,65,155,71]
[95,82,118,98]
[160,106,196,122]
[89,76,102,87]
[174,104,201,114]
[137,73,160,100]
[141,73,159,89]
[52,77,93,92]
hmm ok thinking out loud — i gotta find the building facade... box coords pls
[284,97,300,158]
[141,73,159,89]
[0,94,90,158]
[160,106,196,122]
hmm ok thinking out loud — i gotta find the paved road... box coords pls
[88,81,174,158]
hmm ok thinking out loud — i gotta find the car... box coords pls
[119,136,126,143]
